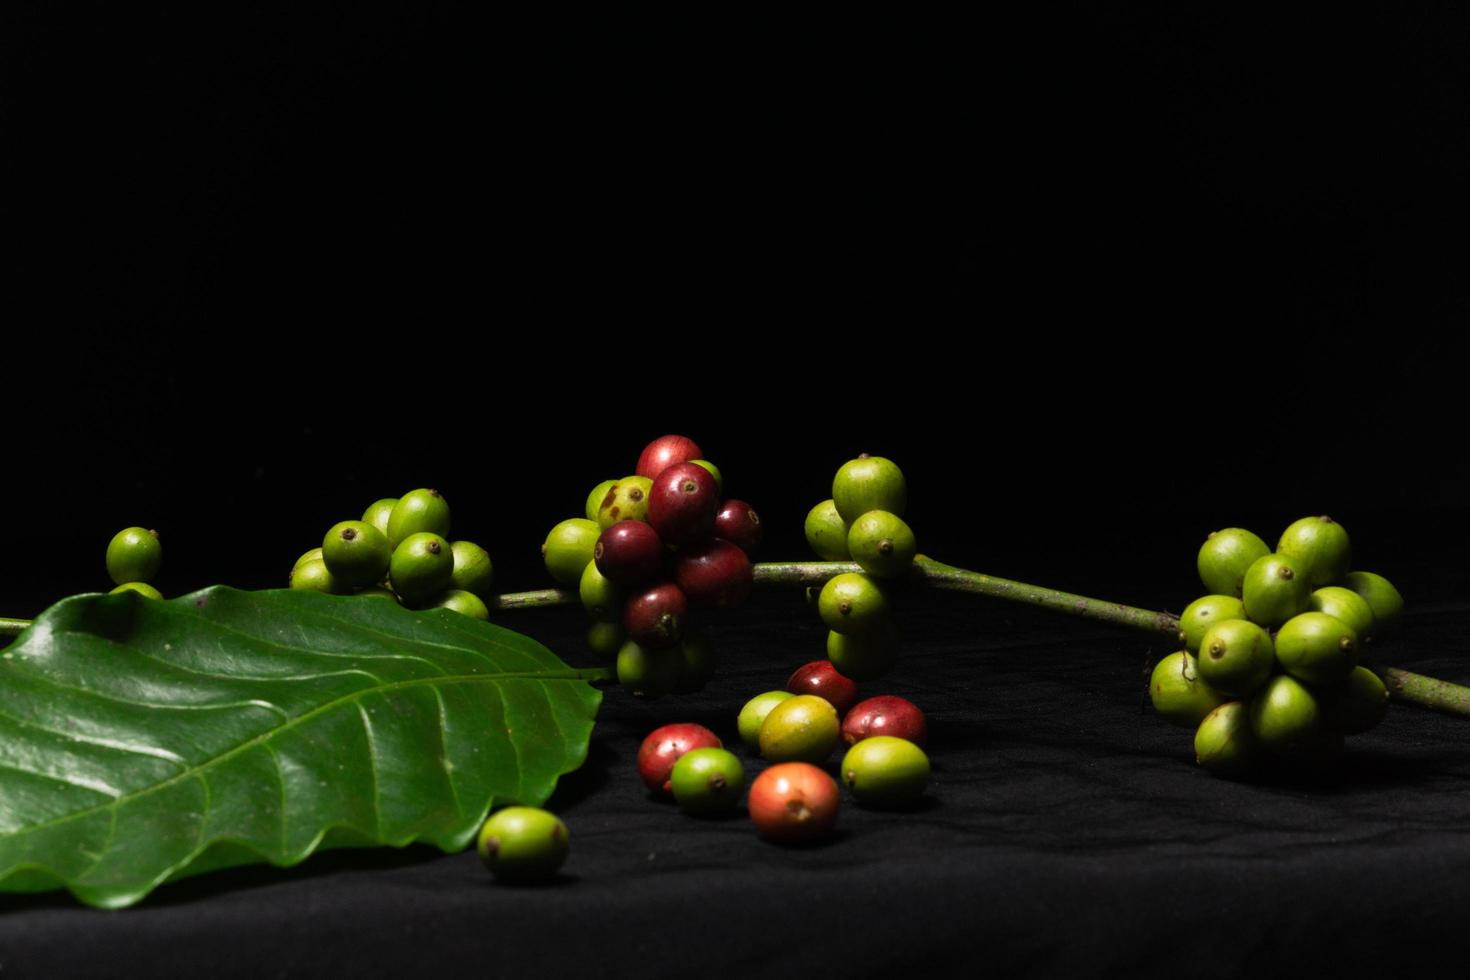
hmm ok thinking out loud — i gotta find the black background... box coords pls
[3,4,1470,975]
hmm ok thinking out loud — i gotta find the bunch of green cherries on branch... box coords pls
[541,435,764,699]
[803,454,918,682]
[288,489,496,617]
[1151,515,1406,777]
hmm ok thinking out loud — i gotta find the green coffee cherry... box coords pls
[674,633,716,693]
[841,736,930,808]
[586,621,624,657]
[804,500,851,560]
[1194,702,1257,778]
[362,498,398,537]
[477,806,569,883]
[389,532,454,604]
[322,520,391,589]
[110,581,163,600]
[817,572,889,635]
[1274,612,1357,686]
[386,489,451,548]
[1344,571,1404,636]
[1178,595,1247,654]
[106,527,162,586]
[826,626,899,682]
[1149,651,1228,727]
[596,476,653,529]
[578,561,622,620]
[1277,515,1351,589]
[1196,619,1275,698]
[847,510,917,579]
[1327,666,1390,734]
[759,694,840,763]
[738,690,795,748]
[615,640,680,699]
[293,547,324,572]
[1242,553,1309,628]
[1196,528,1270,597]
[585,480,618,523]
[690,460,723,494]
[1248,675,1322,751]
[542,518,600,586]
[356,586,398,602]
[429,589,490,620]
[289,558,346,594]
[832,454,907,523]
[450,540,495,599]
[1309,586,1375,639]
[670,747,745,814]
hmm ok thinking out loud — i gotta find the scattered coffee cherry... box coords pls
[386,488,451,548]
[841,736,930,808]
[670,747,745,814]
[636,434,704,480]
[759,694,840,763]
[322,520,391,589]
[110,581,163,599]
[106,527,162,587]
[542,518,600,586]
[842,696,928,747]
[477,806,569,883]
[803,500,851,561]
[738,690,795,748]
[637,723,723,795]
[748,762,840,843]
[786,660,859,716]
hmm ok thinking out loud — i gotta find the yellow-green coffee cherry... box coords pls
[542,518,600,586]
[585,479,618,522]
[1242,553,1310,628]
[110,581,163,599]
[450,540,495,599]
[596,476,653,530]
[1328,666,1390,734]
[289,558,345,594]
[670,747,744,814]
[738,690,795,748]
[804,500,851,560]
[322,520,391,589]
[1310,586,1375,639]
[827,626,899,682]
[1343,571,1404,636]
[1149,651,1228,727]
[1178,595,1247,654]
[106,527,162,586]
[1274,612,1357,686]
[362,498,398,537]
[477,806,569,883]
[1196,528,1270,597]
[1248,675,1321,751]
[1194,702,1257,778]
[841,736,930,808]
[690,460,723,494]
[293,547,324,572]
[674,633,716,693]
[578,561,622,620]
[847,510,917,579]
[615,640,680,699]
[818,572,889,635]
[356,586,398,601]
[430,589,490,620]
[832,454,907,523]
[386,488,451,548]
[389,532,454,604]
[759,694,840,763]
[586,621,624,657]
[1197,619,1275,698]
[1277,515,1351,589]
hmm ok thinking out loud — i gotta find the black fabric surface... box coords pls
[1,587,1466,978]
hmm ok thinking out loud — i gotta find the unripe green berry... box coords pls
[1149,651,1228,727]
[106,527,161,586]
[542,519,600,586]
[1178,595,1247,654]
[389,532,454,603]
[1343,571,1404,637]
[1248,675,1322,751]
[1277,515,1351,589]
[596,476,653,530]
[615,640,680,699]
[450,540,495,599]
[477,806,569,883]
[759,694,840,763]
[362,498,398,537]
[293,547,323,572]
[738,690,795,748]
[578,560,623,620]
[289,558,347,594]
[585,480,618,523]
[356,586,398,602]
[674,633,716,693]
[1242,553,1310,628]
[322,520,391,589]
[817,573,889,635]
[690,460,723,494]
[429,589,490,620]
[841,736,930,808]
[586,621,624,657]
[386,488,451,549]
[110,581,163,600]
[1196,528,1269,598]
[1196,619,1275,698]
[1327,666,1390,734]
[670,747,745,814]
[1194,702,1257,778]
[1310,586,1376,640]
[826,626,899,682]
[832,455,907,523]
[847,510,917,579]
[804,500,851,560]
[1274,612,1357,686]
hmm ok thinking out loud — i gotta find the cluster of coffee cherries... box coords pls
[288,489,496,617]
[541,435,763,699]
[475,805,570,884]
[803,455,916,682]
[106,527,164,599]
[634,667,930,842]
[1150,516,1406,776]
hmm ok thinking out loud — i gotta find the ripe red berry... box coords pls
[647,462,720,547]
[636,435,705,480]
[594,521,664,587]
[786,660,860,716]
[713,499,763,556]
[674,539,753,607]
[748,762,839,843]
[623,582,689,648]
[841,695,928,747]
[637,723,722,795]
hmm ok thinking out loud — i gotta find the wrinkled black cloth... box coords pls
[0,590,1466,979]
